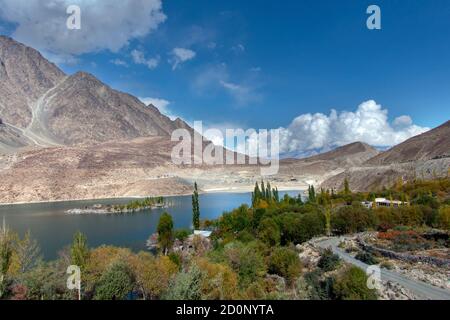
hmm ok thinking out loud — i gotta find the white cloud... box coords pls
[110,58,128,67]
[138,97,177,120]
[0,0,166,63]
[279,100,429,156]
[169,47,196,70]
[220,80,261,105]
[131,49,159,69]
[193,63,262,106]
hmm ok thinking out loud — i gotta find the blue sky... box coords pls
[0,0,449,153]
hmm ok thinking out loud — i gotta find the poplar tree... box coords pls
[192,182,200,229]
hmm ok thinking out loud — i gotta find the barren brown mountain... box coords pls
[366,120,450,165]
[0,35,190,149]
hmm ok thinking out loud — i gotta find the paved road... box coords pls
[315,237,450,300]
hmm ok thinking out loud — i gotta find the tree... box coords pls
[308,185,316,203]
[15,230,41,273]
[131,253,178,299]
[343,178,351,195]
[192,182,200,229]
[94,261,135,300]
[70,231,90,270]
[158,212,174,255]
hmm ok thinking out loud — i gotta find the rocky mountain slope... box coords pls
[366,120,450,165]
[321,121,450,192]
[0,35,190,149]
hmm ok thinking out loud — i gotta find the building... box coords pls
[361,198,408,209]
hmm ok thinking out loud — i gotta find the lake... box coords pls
[0,191,302,260]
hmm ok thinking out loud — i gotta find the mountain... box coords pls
[365,120,450,165]
[303,142,379,165]
[0,35,189,148]
[282,142,379,167]
[0,36,65,128]
[321,120,450,192]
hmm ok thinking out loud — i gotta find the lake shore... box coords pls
[0,185,306,206]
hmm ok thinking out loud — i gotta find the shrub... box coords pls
[223,242,267,288]
[164,264,203,300]
[332,204,376,235]
[332,266,377,300]
[267,247,301,284]
[94,261,135,300]
[174,229,191,242]
[354,252,379,265]
[317,249,340,272]
[257,218,281,246]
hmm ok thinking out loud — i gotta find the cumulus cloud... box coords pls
[131,49,159,69]
[138,97,177,120]
[169,47,196,70]
[279,100,429,156]
[0,0,166,63]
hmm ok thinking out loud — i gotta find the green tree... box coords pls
[158,212,174,255]
[308,185,316,203]
[94,262,135,300]
[192,182,200,229]
[343,178,351,195]
[70,231,90,270]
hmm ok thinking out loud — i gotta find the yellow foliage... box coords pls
[255,199,269,209]
[439,206,450,230]
[195,257,239,300]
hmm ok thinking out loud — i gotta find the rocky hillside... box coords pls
[366,120,450,165]
[302,142,379,166]
[321,120,450,192]
[0,35,65,128]
[0,35,190,148]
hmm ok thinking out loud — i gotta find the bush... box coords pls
[332,204,376,235]
[267,247,301,283]
[354,252,379,265]
[174,229,191,242]
[164,264,203,300]
[94,262,135,300]
[257,218,280,246]
[332,266,377,300]
[317,249,340,272]
[223,241,267,288]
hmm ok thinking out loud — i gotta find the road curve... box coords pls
[314,237,450,300]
